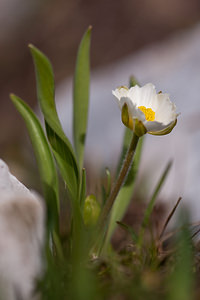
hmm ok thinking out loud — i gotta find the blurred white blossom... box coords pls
[0,159,45,300]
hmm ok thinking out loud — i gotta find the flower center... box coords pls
[138,106,155,121]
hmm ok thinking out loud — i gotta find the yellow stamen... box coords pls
[138,106,155,121]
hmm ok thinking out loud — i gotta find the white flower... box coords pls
[112,83,178,136]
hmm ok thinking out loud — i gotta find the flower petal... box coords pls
[117,97,145,122]
[129,83,157,109]
[155,94,177,124]
[144,120,169,132]
[148,119,177,136]
[112,86,129,102]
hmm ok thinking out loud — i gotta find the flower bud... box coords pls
[83,194,101,227]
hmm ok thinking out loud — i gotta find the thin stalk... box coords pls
[138,160,172,247]
[159,197,182,241]
[96,132,139,242]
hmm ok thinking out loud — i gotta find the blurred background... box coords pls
[1,0,200,154]
[1,0,200,220]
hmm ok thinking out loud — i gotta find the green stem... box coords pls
[97,132,139,239]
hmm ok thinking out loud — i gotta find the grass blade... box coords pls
[159,197,182,240]
[73,26,92,170]
[80,168,86,209]
[10,94,59,232]
[167,211,194,300]
[29,44,79,201]
[117,221,138,242]
[45,123,78,201]
[105,167,111,200]
[139,160,172,243]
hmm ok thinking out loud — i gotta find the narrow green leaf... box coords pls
[45,123,78,200]
[29,44,79,201]
[141,160,172,230]
[138,160,172,246]
[105,167,111,199]
[45,124,84,251]
[117,221,138,242]
[168,211,194,300]
[73,26,92,170]
[80,168,86,209]
[101,167,111,206]
[52,231,65,262]
[10,94,59,232]
[129,75,139,88]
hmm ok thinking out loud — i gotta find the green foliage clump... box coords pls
[10,27,198,300]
